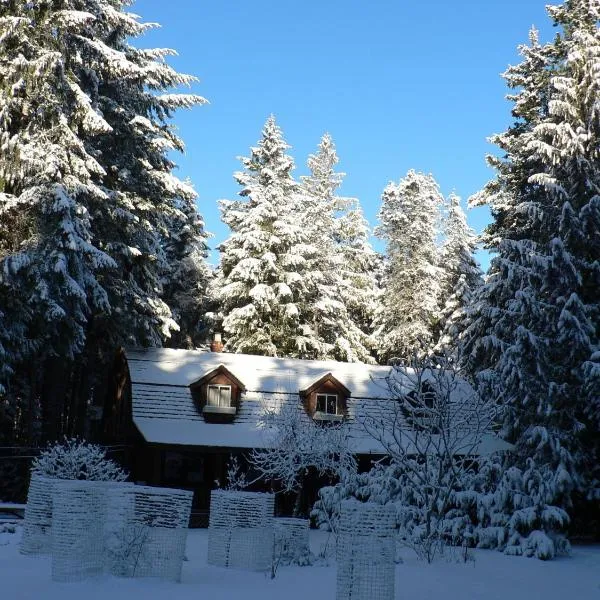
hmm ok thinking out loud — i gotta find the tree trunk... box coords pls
[41,357,70,442]
[293,471,305,517]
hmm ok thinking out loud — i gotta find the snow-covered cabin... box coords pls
[106,346,510,525]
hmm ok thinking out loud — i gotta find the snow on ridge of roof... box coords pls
[125,347,395,399]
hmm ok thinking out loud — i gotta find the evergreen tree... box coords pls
[162,193,212,349]
[0,5,115,365]
[435,193,483,353]
[300,134,376,363]
[336,203,381,342]
[374,170,444,362]
[0,2,209,440]
[216,116,322,357]
[81,8,209,350]
[464,1,600,550]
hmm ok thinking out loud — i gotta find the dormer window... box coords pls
[299,373,350,422]
[189,365,246,422]
[402,381,443,433]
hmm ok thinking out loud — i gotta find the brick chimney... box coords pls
[210,332,224,353]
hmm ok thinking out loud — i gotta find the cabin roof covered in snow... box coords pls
[127,347,394,398]
[126,347,512,455]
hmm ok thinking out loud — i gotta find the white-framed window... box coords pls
[316,393,340,415]
[207,385,232,408]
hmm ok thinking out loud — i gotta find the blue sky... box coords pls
[137,0,555,270]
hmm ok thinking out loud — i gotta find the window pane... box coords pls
[327,395,338,415]
[207,386,219,406]
[219,386,231,407]
[316,394,326,413]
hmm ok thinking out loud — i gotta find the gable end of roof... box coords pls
[189,364,247,392]
[299,372,351,398]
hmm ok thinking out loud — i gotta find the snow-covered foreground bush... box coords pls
[312,355,570,562]
[31,439,128,482]
[1,528,600,600]
[273,518,312,566]
[0,521,20,535]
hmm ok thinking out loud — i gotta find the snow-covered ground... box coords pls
[1,525,599,600]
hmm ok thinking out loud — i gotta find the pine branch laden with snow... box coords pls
[250,398,356,513]
[374,170,445,362]
[32,438,128,482]
[461,0,600,546]
[161,193,213,349]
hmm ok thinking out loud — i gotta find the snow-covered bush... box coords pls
[315,452,571,563]
[0,522,20,535]
[354,355,504,562]
[32,439,128,482]
[273,518,313,567]
[313,460,477,563]
[224,455,248,491]
[474,459,570,560]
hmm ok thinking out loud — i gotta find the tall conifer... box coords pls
[464,1,600,550]
[375,170,444,361]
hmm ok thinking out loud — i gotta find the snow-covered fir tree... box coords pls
[374,170,444,362]
[216,116,324,357]
[162,193,212,349]
[435,193,483,353]
[300,134,377,363]
[464,1,600,551]
[335,204,381,339]
[80,8,209,351]
[0,2,209,439]
[0,5,115,365]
